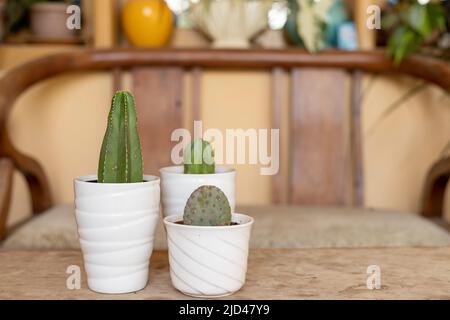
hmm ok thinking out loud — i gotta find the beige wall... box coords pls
[200,71,273,206]
[363,76,450,214]
[2,51,450,226]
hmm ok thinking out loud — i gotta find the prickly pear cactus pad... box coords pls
[183,186,231,226]
[98,91,143,183]
[183,139,215,174]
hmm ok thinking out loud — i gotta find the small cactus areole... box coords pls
[98,91,143,183]
[183,186,232,226]
[183,139,215,174]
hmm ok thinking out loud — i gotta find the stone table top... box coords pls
[1,248,450,299]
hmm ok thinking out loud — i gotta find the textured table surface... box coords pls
[1,248,450,300]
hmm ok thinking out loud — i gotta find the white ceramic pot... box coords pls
[160,166,235,218]
[190,0,271,48]
[74,175,160,294]
[164,213,254,298]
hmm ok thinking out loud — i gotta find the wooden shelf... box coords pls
[1,0,383,52]
[28,37,85,46]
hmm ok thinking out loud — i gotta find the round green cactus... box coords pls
[183,186,231,226]
[183,138,215,174]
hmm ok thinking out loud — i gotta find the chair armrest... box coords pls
[0,158,14,240]
[0,131,52,215]
[421,156,450,218]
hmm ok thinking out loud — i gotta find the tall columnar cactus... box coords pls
[98,91,143,183]
[184,138,215,174]
[184,186,231,226]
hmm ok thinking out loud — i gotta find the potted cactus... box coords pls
[164,185,254,298]
[160,138,235,218]
[73,91,160,294]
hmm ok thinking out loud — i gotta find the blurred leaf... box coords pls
[5,0,67,34]
[441,139,450,157]
[382,13,400,30]
[426,3,446,31]
[285,3,304,46]
[296,0,324,52]
[367,82,427,136]
[404,3,445,37]
[388,26,421,65]
[385,1,447,64]
[313,0,333,22]
[6,0,26,32]
[405,4,432,37]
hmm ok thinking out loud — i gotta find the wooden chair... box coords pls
[1,49,450,250]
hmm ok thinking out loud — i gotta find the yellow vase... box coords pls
[122,0,174,47]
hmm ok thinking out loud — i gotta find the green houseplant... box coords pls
[285,0,349,52]
[160,138,236,218]
[73,91,160,294]
[383,0,447,64]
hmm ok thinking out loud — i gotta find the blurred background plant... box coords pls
[383,0,449,64]
[4,0,79,37]
[284,0,356,52]
[7,0,58,34]
[370,0,450,153]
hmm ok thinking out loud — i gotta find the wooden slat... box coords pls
[192,67,202,123]
[271,67,287,204]
[351,71,364,206]
[112,67,122,93]
[290,68,349,205]
[132,67,183,176]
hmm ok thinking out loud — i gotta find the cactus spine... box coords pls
[98,91,143,183]
[184,139,215,174]
[184,185,231,226]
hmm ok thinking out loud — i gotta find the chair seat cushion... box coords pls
[2,205,450,250]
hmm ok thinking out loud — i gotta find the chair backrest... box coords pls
[290,68,355,206]
[131,67,183,176]
[0,49,449,215]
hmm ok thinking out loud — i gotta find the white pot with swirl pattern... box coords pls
[74,175,160,294]
[160,166,235,218]
[164,213,253,298]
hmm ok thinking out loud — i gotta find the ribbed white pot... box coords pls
[160,166,235,218]
[164,213,254,298]
[74,175,160,294]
